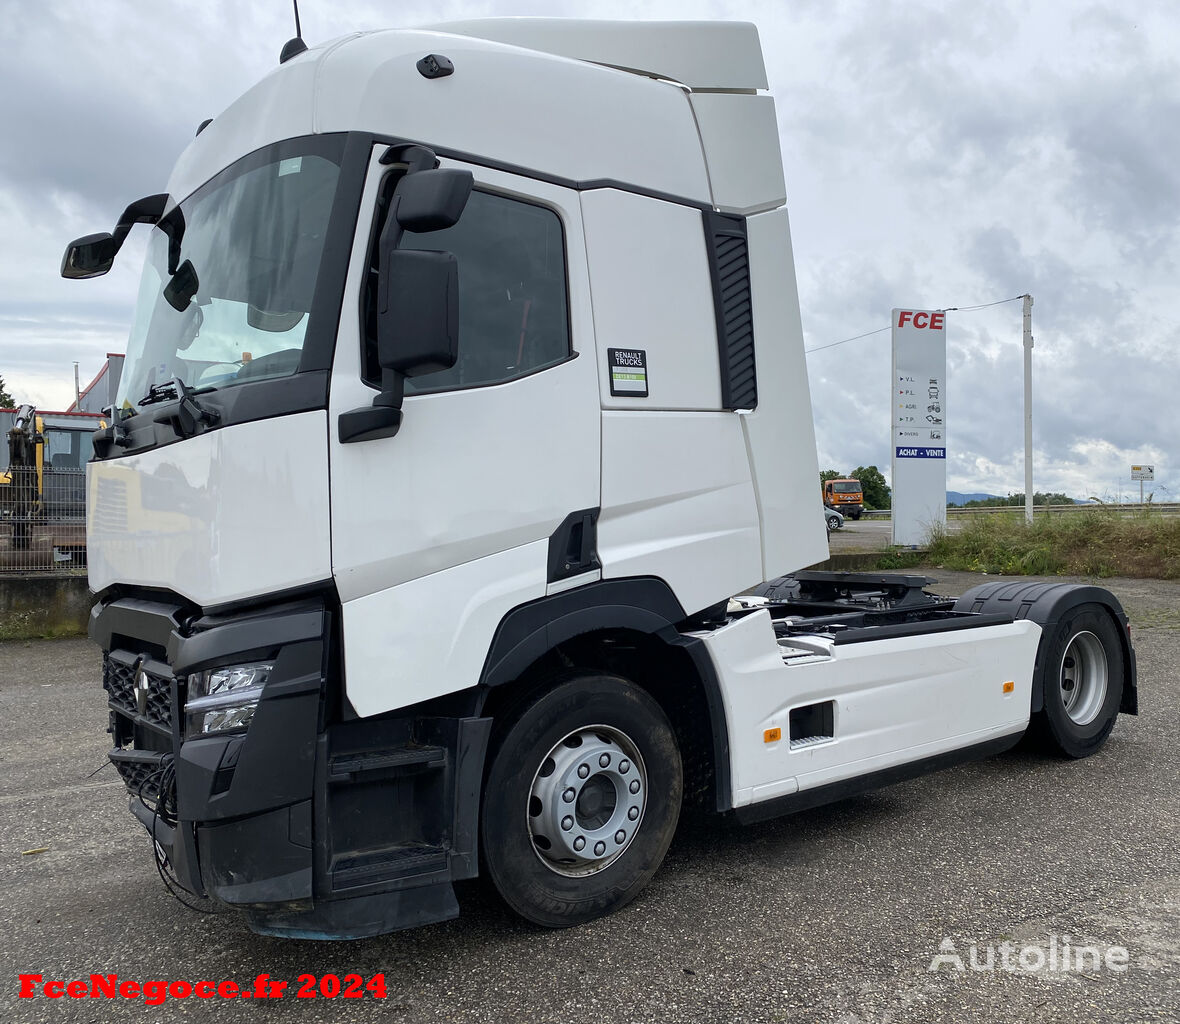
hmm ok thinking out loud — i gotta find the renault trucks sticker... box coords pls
[608,348,648,397]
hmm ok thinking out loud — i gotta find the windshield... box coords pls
[832,481,860,493]
[117,138,344,412]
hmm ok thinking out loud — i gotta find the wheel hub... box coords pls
[527,726,647,877]
[1059,630,1109,726]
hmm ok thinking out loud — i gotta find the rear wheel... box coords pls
[1031,604,1124,758]
[480,673,682,927]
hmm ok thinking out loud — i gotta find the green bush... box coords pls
[920,506,1180,579]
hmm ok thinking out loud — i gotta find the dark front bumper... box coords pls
[93,591,491,939]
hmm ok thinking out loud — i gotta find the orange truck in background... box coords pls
[822,477,863,519]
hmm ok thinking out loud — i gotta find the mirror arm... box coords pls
[338,189,415,443]
[379,143,438,173]
[111,193,170,248]
[339,364,408,444]
[338,403,403,444]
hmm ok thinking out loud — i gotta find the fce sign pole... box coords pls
[1023,294,1034,525]
[891,308,947,546]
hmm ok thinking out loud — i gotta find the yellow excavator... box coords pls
[1,404,104,555]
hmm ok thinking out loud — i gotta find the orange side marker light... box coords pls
[1003,681,1015,694]
[764,727,782,743]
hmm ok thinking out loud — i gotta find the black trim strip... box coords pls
[365,132,717,212]
[704,212,757,410]
[832,612,1015,646]
[731,731,1024,825]
[303,132,375,373]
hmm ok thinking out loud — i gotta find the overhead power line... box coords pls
[805,294,1027,354]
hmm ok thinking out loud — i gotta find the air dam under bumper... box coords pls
[92,592,492,939]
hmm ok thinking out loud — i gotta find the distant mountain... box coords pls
[946,491,1002,506]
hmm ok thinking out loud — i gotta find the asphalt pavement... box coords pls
[1,569,1177,1023]
[826,517,895,553]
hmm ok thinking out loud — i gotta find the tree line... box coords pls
[952,492,1076,508]
[819,465,1079,512]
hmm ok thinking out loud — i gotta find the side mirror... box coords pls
[61,193,170,280]
[61,233,119,279]
[395,169,473,233]
[378,250,458,376]
[338,248,459,444]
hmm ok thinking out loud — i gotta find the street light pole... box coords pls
[1023,294,1034,525]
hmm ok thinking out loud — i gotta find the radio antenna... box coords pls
[280,0,308,63]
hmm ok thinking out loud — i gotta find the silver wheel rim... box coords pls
[1060,630,1108,726]
[527,725,647,877]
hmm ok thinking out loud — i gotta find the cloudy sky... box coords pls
[1,0,1175,500]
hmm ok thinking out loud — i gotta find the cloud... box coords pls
[0,0,1175,500]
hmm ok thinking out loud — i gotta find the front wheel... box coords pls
[1031,604,1124,758]
[826,513,842,532]
[480,673,682,927]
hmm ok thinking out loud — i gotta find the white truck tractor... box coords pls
[63,20,1137,939]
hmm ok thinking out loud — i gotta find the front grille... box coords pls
[103,652,175,731]
[105,650,179,797]
[110,749,166,801]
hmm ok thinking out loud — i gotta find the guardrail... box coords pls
[861,503,1180,519]
[0,467,88,575]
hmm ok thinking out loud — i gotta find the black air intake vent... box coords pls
[705,213,757,411]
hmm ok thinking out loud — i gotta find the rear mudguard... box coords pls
[953,581,1137,715]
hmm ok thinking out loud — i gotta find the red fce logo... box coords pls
[897,310,945,330]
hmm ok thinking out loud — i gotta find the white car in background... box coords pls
[826,507,844,532]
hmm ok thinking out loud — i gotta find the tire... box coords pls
[480,673,682,928]
[826,514,841,532]
[850,510,861,520]
[1030,603,1124,758]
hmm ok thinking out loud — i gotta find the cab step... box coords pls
[327,745,447,783]
[330,843,449,890]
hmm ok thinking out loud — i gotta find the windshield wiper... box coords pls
[139,377,220,438]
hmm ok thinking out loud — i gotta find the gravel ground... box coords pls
[1,569,1176,1023]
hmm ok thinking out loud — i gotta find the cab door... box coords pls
[328,150,600,717]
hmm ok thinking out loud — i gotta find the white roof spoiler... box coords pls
[422,18,767,92]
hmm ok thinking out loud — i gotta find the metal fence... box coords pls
[0,466,88,575]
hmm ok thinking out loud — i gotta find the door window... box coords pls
[362,187,570,391]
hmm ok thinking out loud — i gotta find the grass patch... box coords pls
[872,549,928,571]
[920,507,1180,579]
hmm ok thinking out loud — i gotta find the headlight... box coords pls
[184,662,274,735]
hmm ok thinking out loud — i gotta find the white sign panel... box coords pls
[891,308,947,546]
[1130,465,1154,481]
